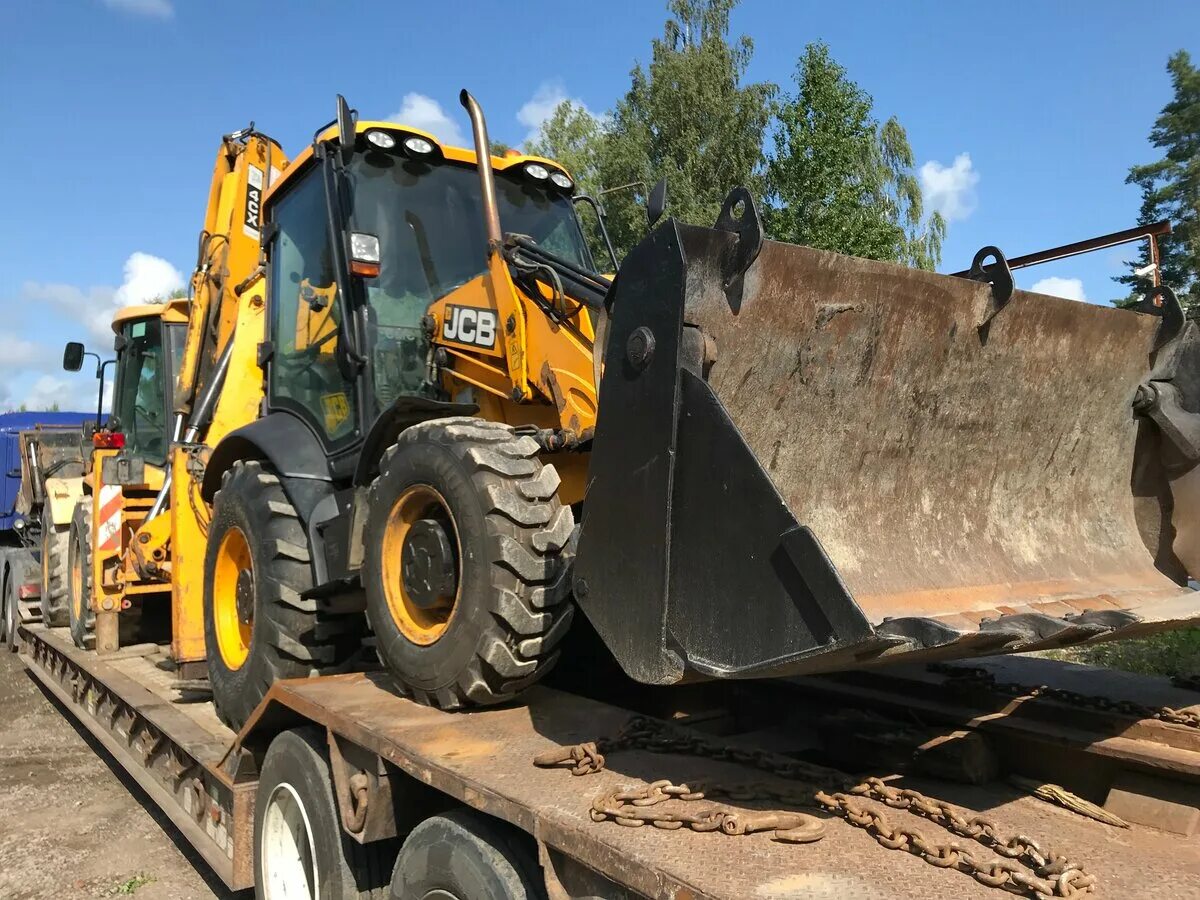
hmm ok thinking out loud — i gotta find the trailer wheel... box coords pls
[68,500,95,649]
[0,550,9,645]
[255,727,394,900]
[3,561,16,652]
[41,522,71,627]
[6,553,34,653]
[363,419,574,710]
[205,461,364,730]
[390,808,545,900]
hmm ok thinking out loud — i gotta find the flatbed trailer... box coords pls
[17,621,1200,899]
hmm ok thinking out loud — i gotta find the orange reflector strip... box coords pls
[18,582,39,600]
[351,261,380,278]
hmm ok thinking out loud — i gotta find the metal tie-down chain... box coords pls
[930,663,1200,729]
[534,716,1096,898]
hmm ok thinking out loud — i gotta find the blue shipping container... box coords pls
[0,412,96,534]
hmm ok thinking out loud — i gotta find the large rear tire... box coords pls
[363,418,574,710]
[40,522,71,627]
[390,808,545,900]
[254,727,394,900]
[204,461,364,730]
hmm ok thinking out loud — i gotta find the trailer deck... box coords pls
[19,622,1200,899]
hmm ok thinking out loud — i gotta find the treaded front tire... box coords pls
[204,460,364,730]
[390,808,545,900]
[40,522,70,627]
[363,418,574,710]
[254,727,395,900]
[68,500,95,649]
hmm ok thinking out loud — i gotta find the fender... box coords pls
[351,397,477,486]
[202,413,334,529]
[43,476,83,529]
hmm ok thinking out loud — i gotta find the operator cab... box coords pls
[260,104,604,459]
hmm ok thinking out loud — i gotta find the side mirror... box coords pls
[63,342,85,372]
[647,178,668,228]
[336,94,356,165]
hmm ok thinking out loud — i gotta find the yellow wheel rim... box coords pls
[71,545,83,623]
[213,526,254,670]
[381,485,460,646]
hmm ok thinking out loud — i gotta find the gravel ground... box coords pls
[0,647,241,900]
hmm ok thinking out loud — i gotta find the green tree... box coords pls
[767,43,943,270]
[529,1,940,268]
[1115,50,1199,310]
[596,0,775,256]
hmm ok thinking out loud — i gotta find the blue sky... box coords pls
[1,0,1197,410]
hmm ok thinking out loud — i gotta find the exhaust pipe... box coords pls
[459,90,502,252]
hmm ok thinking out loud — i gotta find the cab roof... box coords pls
[263,119,574,207]
[110,297,190,333]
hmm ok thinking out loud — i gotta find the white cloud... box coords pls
[517,81,590,145]
[102,0,174,18]
[21,281,116,343]
[1,252,183,412]
[388,94,466,146]
[1030,276,1088,302]
[113,251,184,307]
[25,251,184,343]
[23,376,74,412]
[0,336,45,369]
[919,153,979,222]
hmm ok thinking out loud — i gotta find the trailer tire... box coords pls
[390,808,545,900]
[0,550,9,645]
[6,552,34,653]
[255,727,394,900]
[68,500,96,649]
[41,522,71,627]
[205,461,364,730]
[363,418,574,710]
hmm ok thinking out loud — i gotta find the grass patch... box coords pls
[1043,627,1200,677]
[112,873,156,895]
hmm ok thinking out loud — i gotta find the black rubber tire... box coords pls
[0,549,9,645]
[204,461,365,730]
[254,727,395,900]
[40,522,71,627]
[363,418,574,710]
[6,553,34,653]
[68,500,96,649]
[390,808,545,900]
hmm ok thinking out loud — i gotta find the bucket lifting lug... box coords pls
[712,187,764,313]
[1133,285,1185,356]
[961,245,1014,330]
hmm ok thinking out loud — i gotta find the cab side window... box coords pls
[269,171,357,444]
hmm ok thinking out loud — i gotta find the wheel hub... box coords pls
[235,568,255,625]
[402,518,458,609]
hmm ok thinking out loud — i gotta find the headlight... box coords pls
[524,163,550,181]
[366,130,396,149]
[549,171,573,190]
[404,136,435,156]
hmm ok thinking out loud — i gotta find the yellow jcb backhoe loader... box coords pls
[62,300,189,650]
[182,90,1198,731]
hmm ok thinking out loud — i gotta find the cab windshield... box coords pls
[110,319,183,463]
[348,154,593,407]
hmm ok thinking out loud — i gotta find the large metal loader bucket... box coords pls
[574,196,1200,686]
